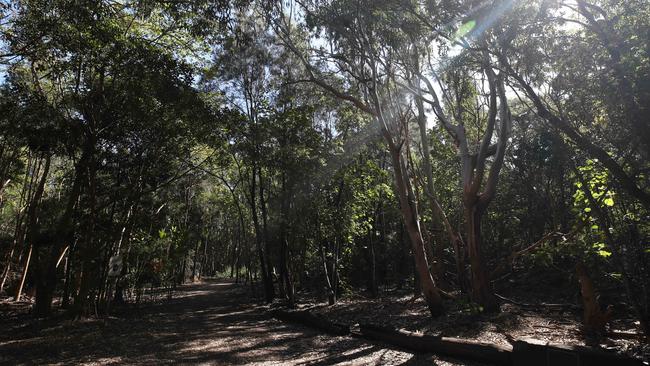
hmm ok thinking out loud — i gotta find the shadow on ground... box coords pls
[0,280,481,365]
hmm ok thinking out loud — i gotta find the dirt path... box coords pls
[0,280,477,365]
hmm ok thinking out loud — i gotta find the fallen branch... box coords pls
[495,293,579,310]
[607,330,644,341]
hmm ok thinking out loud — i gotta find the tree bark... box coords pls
[71,149,98,318]
[15,154,50,302]
[33,140,90,317]
[279,173,295,305]
[366,226,378,298]
[258,165,274,295]
[414,65,465,291]
[249,162,274,302]
[387,141,444,316]
[464,203,497,312]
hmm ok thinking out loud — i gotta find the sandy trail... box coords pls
[0,279,475,365]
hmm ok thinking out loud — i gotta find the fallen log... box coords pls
[357,324,644,366]
[512,339,644,366]
[357,323,512,366]
[273,310,644,366]
[271,309,350,336]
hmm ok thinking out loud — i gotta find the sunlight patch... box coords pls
[454,20,476,40]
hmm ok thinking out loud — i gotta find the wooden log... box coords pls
[512,339,644,366]
[273,311,644,366]
[271,309,349,336]
[358,323,512,366]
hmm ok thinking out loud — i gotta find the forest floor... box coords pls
[294,276,648,363]
[0,279,482,366]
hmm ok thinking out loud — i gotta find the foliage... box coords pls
[0,0,647,335]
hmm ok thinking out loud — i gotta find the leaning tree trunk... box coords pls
[414,86,466,291]
[388,143,444,317]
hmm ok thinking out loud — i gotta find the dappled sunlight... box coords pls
[1,280,474,365]
[1,0,648,364]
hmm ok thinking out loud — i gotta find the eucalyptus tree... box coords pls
[272,0,449,315]
[271,0,517,313]
[405,5,514,312]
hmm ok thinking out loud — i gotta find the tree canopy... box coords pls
[0,0,648,351]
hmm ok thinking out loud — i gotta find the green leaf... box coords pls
[584,207,592,213]
[597,250,612,258]
[603,197,614,206]
[454,20,476,39]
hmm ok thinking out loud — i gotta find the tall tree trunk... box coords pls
[316,213,336,305]
[191,239,200,282]
[230,227,238,279]
[33,140,91,317]
[279,174,294,306]
[258,165,274,299]
[366,226,378,298]
[15,154,50,302]
[71,151,98,318]
[464,203,497,312]
[249,163,274,302]
[414,87,464,290]
[387,143,444,316]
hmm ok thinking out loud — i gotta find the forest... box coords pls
[0,0,648,365]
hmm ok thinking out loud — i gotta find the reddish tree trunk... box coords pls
[464,204,497,312]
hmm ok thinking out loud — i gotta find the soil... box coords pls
[0,280,481,365]
[294,286,648,363]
